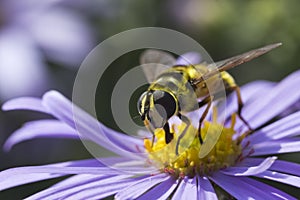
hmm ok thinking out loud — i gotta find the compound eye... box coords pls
[137,91,148,116]
[152,90,177,119]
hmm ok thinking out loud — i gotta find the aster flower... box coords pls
[0,0,94,99]
[1,68,300,198]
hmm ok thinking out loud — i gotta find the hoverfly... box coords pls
[137,43,281,155]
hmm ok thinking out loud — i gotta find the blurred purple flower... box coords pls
[0,0,94,100]
[1,68,300,199]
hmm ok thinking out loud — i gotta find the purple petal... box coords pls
[42,91,76,127]
[115,173,169,200]
[115,161,157,172]
[251,138,300,156]
[176,52,202,65]
[210,172,296,199]
[246,176,298,199]
[271,160,300,176]
[1,156,152,179]
[236,70,300,132]
[172,177,197,200]
[0,157,141,192]
[197,176,218,200]
[246,110,300,145]
[2,97,46,113]
[0,166,121,178]
[254,170,300,188]
[221,156,277,176]
[243,174,297,199]
[0,173,64,193]
[64,157,152,175]
[3,120,79,151]
[42,91,145,159]
[57,176,145,200]
[221,80,275,125]
[137,177,177,200]
[27,174,133,200]
[238,80,275,103]
[91,156,134,167]
[100,159,158,174]
[236,158,300,177]
[0,159,104,191]
[26,174,115,199]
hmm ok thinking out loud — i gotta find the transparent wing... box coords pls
[192,43,282,85]
[140,49,176,83]
[214,42,282,72]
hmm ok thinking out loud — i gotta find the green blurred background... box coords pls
[1,0,299,199]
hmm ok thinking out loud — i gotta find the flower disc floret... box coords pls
[144,113,242,178]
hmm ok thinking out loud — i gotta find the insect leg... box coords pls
[144,120,157,147]
[232,86,252,131]
[175,114,190,155]
[163,122,174,144]
[151,134,155,147]
[198,96,213,144]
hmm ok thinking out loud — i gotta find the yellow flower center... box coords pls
[144,109,243,178]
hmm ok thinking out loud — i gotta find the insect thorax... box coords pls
[148,65,204,113]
